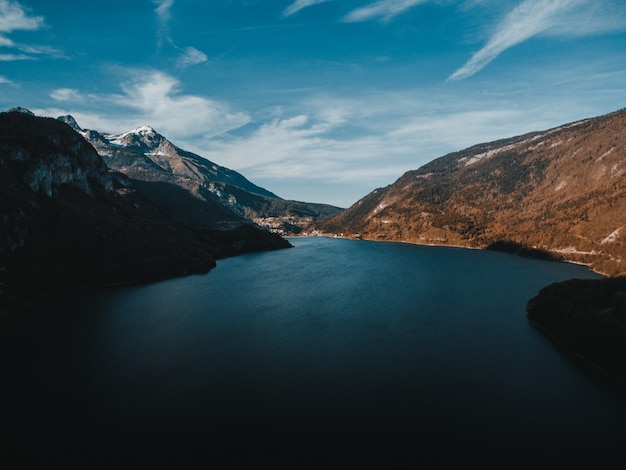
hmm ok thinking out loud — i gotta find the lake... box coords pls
[2,237,625,467]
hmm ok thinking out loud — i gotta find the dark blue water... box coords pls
[2,237,626,467]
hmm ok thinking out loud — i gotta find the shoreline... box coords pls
[528,318,626,393]
[526,276,626,396]
[0,263,216,319]
[301,235,626,394]
[297,233,605,276]
[1,233,293,318]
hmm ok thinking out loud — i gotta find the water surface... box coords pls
[2,237,624,466]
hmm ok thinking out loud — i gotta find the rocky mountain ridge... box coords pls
[315,108,626,276]
[0,110,290,309]
[59,116,342,233]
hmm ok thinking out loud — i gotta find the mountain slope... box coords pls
[316,108,626,275]
[527,277,626,388]
[0,111,290,309]
[63,118,343,233]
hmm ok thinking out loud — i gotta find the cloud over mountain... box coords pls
[44,70,249,140]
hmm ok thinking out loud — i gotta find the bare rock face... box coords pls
[57,114,84,132]
[68,119,343,234]
[316,108,626,276]
[0,110,291,308]
[2,111,113,197]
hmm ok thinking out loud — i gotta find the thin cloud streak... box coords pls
[0,53,31,60]
[153,0,174,49]
[152,0,208,68]
[447,0,626,81]
[153,0,174,25]
[344,0,429,23]
[284,0,330,17]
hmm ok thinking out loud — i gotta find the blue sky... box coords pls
[1,0,626,206]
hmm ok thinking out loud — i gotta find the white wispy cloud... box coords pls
[50,88,85,102]
[0,0,55,60]
[201,110,410,192]
[191,83,601,205]
[152,0,208,68]
[344,0,429,23]
[0,75,10,83]
[449,0,626,81]
[114,72,250,138]
[284,0,330,17]
[0,0,42,33]
[176,46,208,67]
[153,0,174,48]
[0,53,30,61]
[153,0,174,27]
[41,71,250,141]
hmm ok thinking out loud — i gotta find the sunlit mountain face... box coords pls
[316,108,626,276]
[2,0,625,207]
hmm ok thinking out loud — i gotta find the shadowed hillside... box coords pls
[527,277,626,389]
[0,111,290,309]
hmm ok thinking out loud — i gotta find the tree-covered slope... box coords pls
[315,108,626,275]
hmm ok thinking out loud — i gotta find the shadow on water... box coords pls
[2,237,625,467]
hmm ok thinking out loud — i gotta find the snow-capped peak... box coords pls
[104,125,164,148]
[129,125,156,135]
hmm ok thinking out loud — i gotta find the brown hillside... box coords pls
[315,108,626,275]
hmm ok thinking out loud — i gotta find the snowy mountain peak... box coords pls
[129,125,157,135]
[57,115,84,132]
[6,107,34,115]
[105,125,166,151]
[107,125,158,140]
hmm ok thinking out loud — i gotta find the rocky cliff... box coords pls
[0,110,290,309]
[63,118,343,234]
[315,108,626,275]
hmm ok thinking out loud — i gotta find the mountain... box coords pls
[60,118,343,233]
[527,277,626,389]
[315,108,626,276]
[0,110,290,309]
